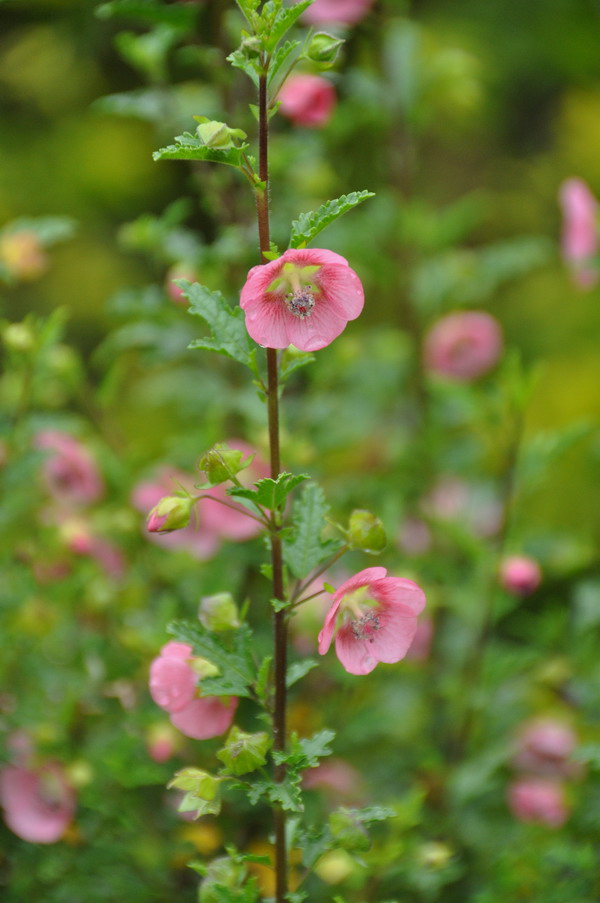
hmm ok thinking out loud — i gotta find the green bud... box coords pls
[168,768,222,819]
[305,32,344,66]
[2,322,35,352]
[199,857,246,903]
[348,509,387,554]
[328,809,370,852]
[199,444,254,485]
[147,495,194,533]
[194,117,247,149]
[199,592,240,631]
[216,725,271,776]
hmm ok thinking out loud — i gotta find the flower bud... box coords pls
[199,444,254,485]
[146,495,194,533]
[328,808,370,851]
[216,726,271,776]
[195,118,247,149]
[348,509,387,554]
[199,592,240,631]
[305,32,344,66]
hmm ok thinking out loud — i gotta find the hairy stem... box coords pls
[256,68,288,903]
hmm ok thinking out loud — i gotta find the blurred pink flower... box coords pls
[165,264,198,304]
[507,777,569,828]
[424,311,503,381]
[514,718,577,776]
[0,763,75,844]
[424,476,502,538]
[241,249,364,351]
[318,567,426,675]
[278,74,336,128]
[499,555,541,596]
[149,641,237,740]
[0,230,48,281]
[303,758,364,802]
[397,517,432,556]
[36,430,103,507]
[559,178,598,288]
[300,0,373,26]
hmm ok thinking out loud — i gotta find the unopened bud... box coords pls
[168,768,222,818]
[305,32,344,66]
[199,444,254,485]
[147,495,194,533]
[195,118,247,149]
[348,509,387,554]
[199,593,240,631]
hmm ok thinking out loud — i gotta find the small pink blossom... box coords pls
[241,249,364,352]
[146,724,181,763]
[278,74,336,128]
[0,763,75,844]
[513,719,577,776]
[165,264,198,304]
[499,555,541,596]
[424,311,503,381]
[300,0,373,26]
[36,430,103,507]
[559,178,598,288]
[149,641,237,740]
[507,777,569,828]
[318,567,426,675]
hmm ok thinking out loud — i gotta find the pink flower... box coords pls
[559,178,598,288]
[424,477,502,538]
[507,777,569,828]
[303,758,364,802]
[318,567,426,675]
[300,0,373,26]
[241,249,364,352]
[513,719,577,776]
[149,641,237,740]
[0,763,75,843]
[165,264,198,304]
[423,311,503,381]
[35,430,103,507]
[499,555,541,596]
[278,74,336,128]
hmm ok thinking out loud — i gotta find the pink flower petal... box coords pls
[369,577,427,616]
[149,656,197,713]
[170,696,237,740]
[335,625,378,675]
[367,612,419,664]
[0,765,75,844]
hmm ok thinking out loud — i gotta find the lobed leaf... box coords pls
[153,133,249,168]
[289,190,375,249]
[228,472,309,511]
[283,483,339,578]
[168,620,255,698]
[264,0,313,52]
[182,280,255,368]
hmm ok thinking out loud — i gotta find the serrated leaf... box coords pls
[229,472,309,510]
[286,659,318,688]
[265,1,312,52]
[181,281,254,367]
[273,730,335,769]
[289,191,375,249]
[255,655,272,702]
[168,620,255,698]
[153,133,249,167]
[283,483,336,579]
[268,39,301,86]
[227,48,261,88]
[247,778,303,813]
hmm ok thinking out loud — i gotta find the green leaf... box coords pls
[264,1,312,52]
[270,597,290,613]
[286,659,318,688]
[168,620,255,698]
[247,778,303,813]
[217,727,272,776]
[96,0,198,28]
[153,133,249,168]
[267,39,301,86]
[283,483,338,579]
[228,472,309,510]
[279,348,315,384]
[289,190,375,249]
[182,281,255,367]
[227,48,261,88]
[273,730,335,769]
[254,655,272,702]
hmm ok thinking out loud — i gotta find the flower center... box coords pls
[284,289,315,319]
[350,610,381,642]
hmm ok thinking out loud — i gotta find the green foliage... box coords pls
[286,659,318,687]
[168,620,256,698]
[96,0,198,29]
[153,133,250,168]
[217,726,272,776]
[182,281,258,369]
[289,191,375,249]
[283,483,341,578]
[228,472,309,511]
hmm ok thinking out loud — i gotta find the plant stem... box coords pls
[256,67,288,903]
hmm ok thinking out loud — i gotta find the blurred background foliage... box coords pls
[1,0,600,901]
